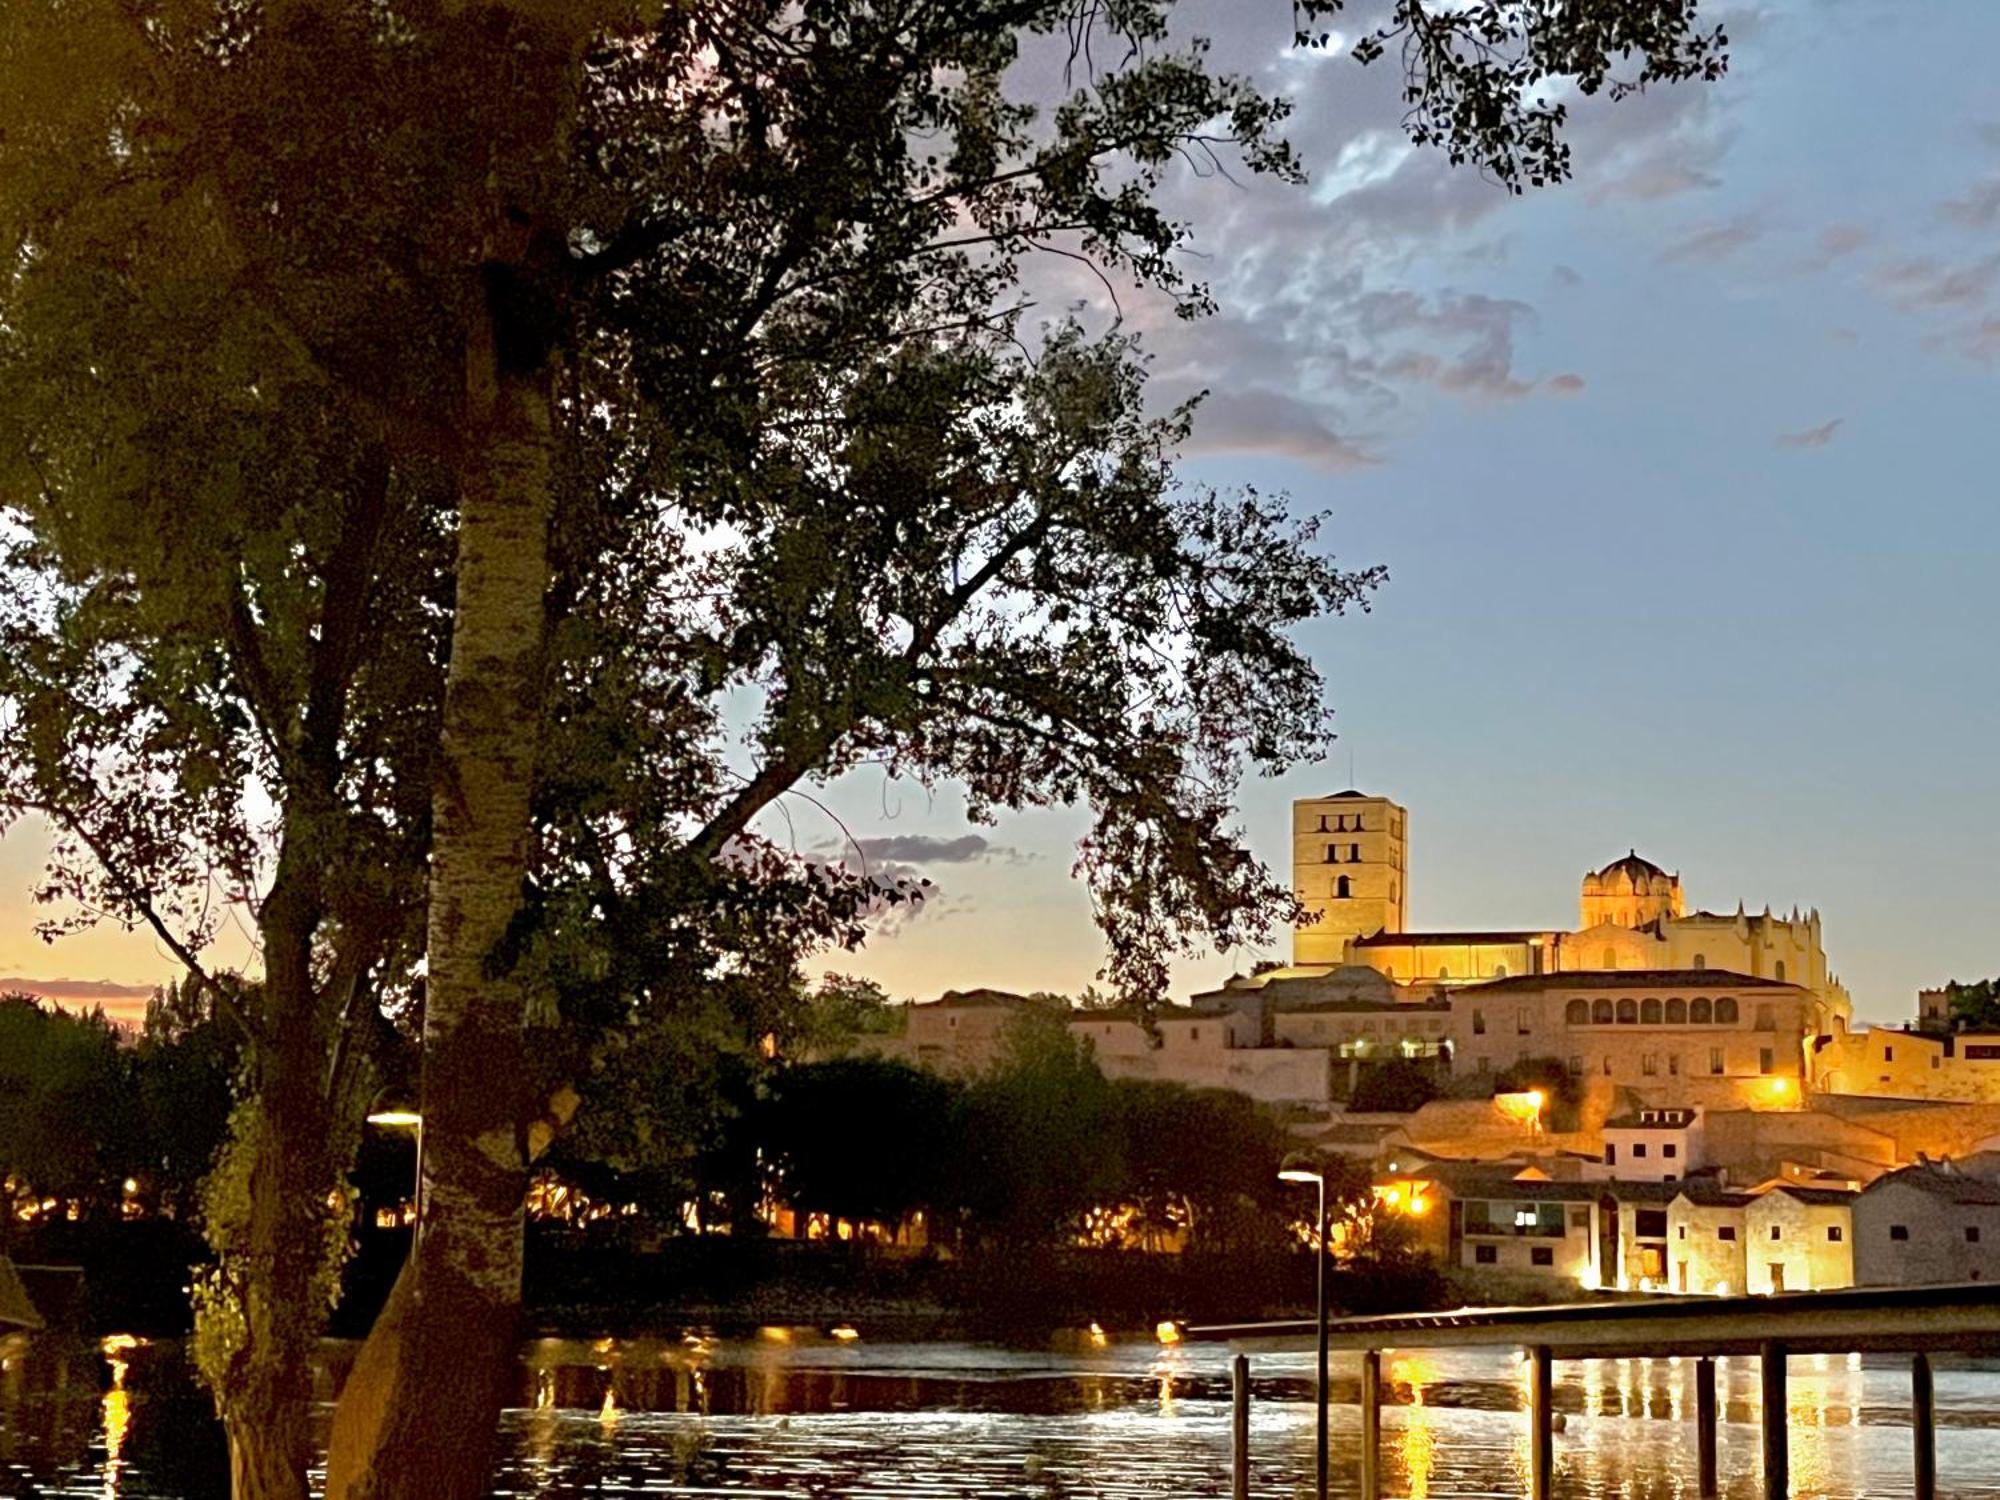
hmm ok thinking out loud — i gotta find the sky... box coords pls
[4,0,1997,1028]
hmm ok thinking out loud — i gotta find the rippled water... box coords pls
[5,1327,2000,1498]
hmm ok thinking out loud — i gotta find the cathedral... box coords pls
[1286,790,1853,1037]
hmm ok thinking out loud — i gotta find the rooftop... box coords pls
[1352,930,1552,948]
[1455,969,1798,993]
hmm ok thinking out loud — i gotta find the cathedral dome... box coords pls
[1580,851,1684,927]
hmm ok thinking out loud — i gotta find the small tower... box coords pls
[1292,791,1408,966]
[1579,850,1685,929]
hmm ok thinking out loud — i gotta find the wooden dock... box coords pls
[1191,1282,2000,1500]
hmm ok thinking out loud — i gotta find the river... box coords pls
[5,1327,2000,1497]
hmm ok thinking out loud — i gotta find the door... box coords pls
[1769,1262,1786,1293]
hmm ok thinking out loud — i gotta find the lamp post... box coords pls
[1280,1151,1330,1500]
[365,1087,422,1234]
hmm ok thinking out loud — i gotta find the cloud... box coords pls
[1551,264,1584,288]
[1775,418,1843,449]
[849,834,996,866]
[1184,389,1382,470]
[1660,216,1761,264]
[1544,373,1587,394]
[1872,252,2000,310]
[1926,318,2000,363]
[1940,177,2000,229]
[0,976,158,1028]
[1801,222,1871,269]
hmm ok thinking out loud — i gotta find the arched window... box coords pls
[1666,998,1687,1024]
[1715,997,1739,1025]
[1691,997,1712,1024]
[1616,998,1639,1024]
[1566,999,1590,1025]
[1775,960,1787,983]
[1592,999,1614,1025]
[1437,966,1450,980]
[1601,947,1618,970]
[1692,953,1707,970]
[1335,875,1351,898]
[1493,964,1508,979]
[1641,998,1663,1024]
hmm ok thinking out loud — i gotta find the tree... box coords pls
[134,981,248,1219]
[1945,979,2000,1032]
[0,994,135,1217]
[759,1057,962,1231]
[1349,1058,1441,1114]
[1109,1080,1287,1253]
[0,4,1729,1497]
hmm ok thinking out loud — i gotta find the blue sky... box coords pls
[4,1,1994,1026]
[790,0,2000,1023]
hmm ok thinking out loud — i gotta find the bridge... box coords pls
[1192,1281,2000,1500]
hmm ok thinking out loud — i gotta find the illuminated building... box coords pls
[1852,1163,2000,1285]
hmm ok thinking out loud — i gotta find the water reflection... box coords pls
[9,1331,2000,1497]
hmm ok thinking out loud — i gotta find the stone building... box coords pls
[1446,970,1814,1108]
[1852,1163,2000,1285]
[1291,791,1407,966]
[1812,1024,2000,1103]
[1584,1107,1706,1183]
[1744,1185,1854,1294]
[1280,794,1853,1035]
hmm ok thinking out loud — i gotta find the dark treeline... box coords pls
[4,987,1439,1333]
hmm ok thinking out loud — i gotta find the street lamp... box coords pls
[1279,1151,1330,1500]
[365,1087,422,1232]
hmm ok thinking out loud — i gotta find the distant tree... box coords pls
[759,1057,962,1231]
[1109,1080,1286,1253]
[1946,980,2000,1032]
[1348,1059,1440,1114]
[959,1012,1121,1246]
[787,974,904,1058]
[0,994,136,1215]
[133,979,247,1218]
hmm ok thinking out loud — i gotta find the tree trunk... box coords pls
[322,301,557,1500]
[218,864,336,1500]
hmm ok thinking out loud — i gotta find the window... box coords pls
[1691,997,1713,1024]
[1666,998,1687,1024]
[1636,1210,1668,1238]
[1663,1144,1678,1159]
[1604,1144,1617,1165]
[1567,1000,1590,1025]
[1518,1009,1531,1036]
[1514,1207,1539,1228]
[1669,1054,1681,1077]
[1349,843,1361,861]
[1710,1049,1725,1075]
[1326,844,1338,863]
[1568,1056,1583,1076]
[1592,999,1615,1025]
[1617,998,1639,1024]
[1633,1143,1648,1158]
[1716,998,1740,1025]
[1354,815,1365,832]
[1885,1045,1895,1062]
[1336,876,1351,898]
[1969,1227,1983,1243]
[1189,1027,1200,1043]
[1693,953,1707,970]
[1678,1226,1687,1240]
[1642,1054,1658,1076]
[1437,966,1450,980]
[1755,1004,1775,1031]
[1476,1057,1490,1075]
[1827,1226,1843,1243]
[1473,1009,1487,1035]
[1719,1226,1737,1241]
[1531,1247,1554,1267]
[1603,1056,1613,1076]
[1891,1225,1909,1242]
[1775,960,1787,983]
[1759,1048,1775,1075]
[1602,947,1618,970]
[1317,815,1329,832]
[1475,1244,1497,1264]
[1642,998,1663,1024]
[1493,964,1507,978]
[1770,1226,1782,1241]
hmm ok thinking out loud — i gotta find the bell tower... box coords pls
[1292,791,1407,966]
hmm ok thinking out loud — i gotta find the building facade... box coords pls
[1852,1164,2000,1285]
[1446,971,1814,1107]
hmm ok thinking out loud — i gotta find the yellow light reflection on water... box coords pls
[1388,1354,1439,1500]
[100,1335,139,1498]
